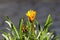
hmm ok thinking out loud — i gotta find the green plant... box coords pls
[1,10,58,40]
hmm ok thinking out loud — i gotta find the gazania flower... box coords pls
[26,9,36,22]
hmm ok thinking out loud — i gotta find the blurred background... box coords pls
[0,0,60,40]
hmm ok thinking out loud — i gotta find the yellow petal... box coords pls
[26,9,36,22]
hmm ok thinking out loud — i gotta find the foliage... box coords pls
[1,10,59,40]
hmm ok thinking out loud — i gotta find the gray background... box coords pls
[0,0,60,40]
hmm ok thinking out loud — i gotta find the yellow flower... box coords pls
[26,9,36,22]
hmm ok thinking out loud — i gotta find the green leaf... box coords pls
[53,34,60,40]
[5,16,11,21]
[2,32,9,40]
[26,19,32,34]
[5,16,19,39]
[11,23,19,38]
[43,32,53,40]
[19,18,23,39]
[44,14,52,32]
[34,19,42,31]
[39,14,53,40]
